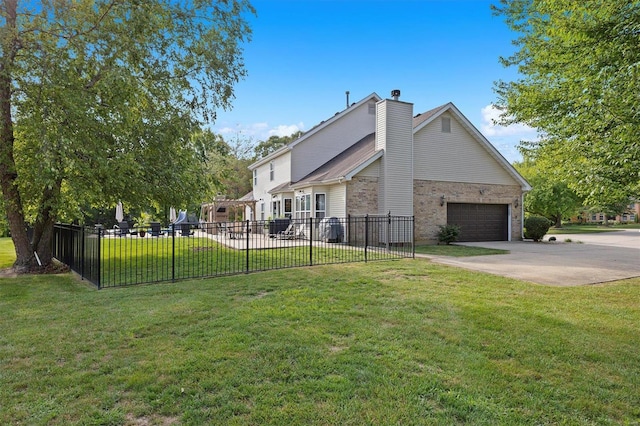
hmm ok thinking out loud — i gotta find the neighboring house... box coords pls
[578,202,640,224]
[247,91,531,243]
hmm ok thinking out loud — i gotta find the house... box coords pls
[246,90,531,243]
[577,202,640,224]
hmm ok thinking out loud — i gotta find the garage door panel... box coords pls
[447,203,508,242]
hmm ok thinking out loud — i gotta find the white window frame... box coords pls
[284,198,292,219]
[315,193,326,219]
[253,169,257,186]
[441,117,451,133]
[269,161,274,181]
[295,194,311,219]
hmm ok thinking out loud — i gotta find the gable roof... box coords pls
[292,133,380,188]
[413,102,531,191]
[412,104,448,128]
[249,92,381,169]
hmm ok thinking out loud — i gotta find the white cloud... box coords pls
[480,104,537,138]
[215,122,305,142]
[268,123,304,138]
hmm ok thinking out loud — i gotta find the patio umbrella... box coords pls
[115,202,124,223]
[169,206,177,222]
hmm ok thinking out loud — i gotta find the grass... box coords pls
[1,238,639,425]
[415,244,508,257]
[547,223,640,234]
[99,236,404,287]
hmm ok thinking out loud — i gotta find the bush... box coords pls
[524,216,552,242]
[437,224,461,245]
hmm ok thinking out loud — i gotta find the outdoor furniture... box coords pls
[180,223,194,237]
[277,223,301,240]
[150,222,164,237]
[117,221,130,237]
[227,222,245,239]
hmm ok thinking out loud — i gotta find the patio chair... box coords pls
[277,223,299,239]
[150,222,164,237]
[180,223,194,237]
[117,221,130,237]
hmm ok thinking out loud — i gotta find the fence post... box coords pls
[97,227,102,289]
[171,226,176,282]
[387,211,391,252]
[245,220,250,273]
[347,214,351,245]
[80,226,85,280]
[412,216,415,259]
[309,217,313,266]
[364,214,369,263]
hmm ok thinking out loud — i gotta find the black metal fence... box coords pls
[53,215,414,289]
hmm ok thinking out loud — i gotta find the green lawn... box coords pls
[2,238,639,424]
[547,223,640,234]
[99,236,405,287]
[415,244,509,257]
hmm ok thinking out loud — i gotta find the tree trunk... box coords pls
[31,181,63,268]
[0,0,39,272]
[554,214,563,228]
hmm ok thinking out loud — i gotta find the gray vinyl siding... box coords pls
[413,112,517,185]
[291,102,376,182]
[376,99,414,216]
[253,152,291,205]
[328,184,346,217]
[355,160,380,178]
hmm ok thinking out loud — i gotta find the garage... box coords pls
[447,203,509,242]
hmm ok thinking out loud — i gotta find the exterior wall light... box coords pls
[440,195,446,206]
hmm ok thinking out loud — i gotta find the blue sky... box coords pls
[212,0,537,163]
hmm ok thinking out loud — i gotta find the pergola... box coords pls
[200,195,256,224]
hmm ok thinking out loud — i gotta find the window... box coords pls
[295,194,311,219]
[260,202,265,221]
[315,193,326,219]
[368,103,375,114]
[441,117,451,133]
[253,169,257,186]
[272,200,280,217]
[269,161,274,181]
[284,198,292,218]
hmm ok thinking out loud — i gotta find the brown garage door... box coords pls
[447,203,508,242]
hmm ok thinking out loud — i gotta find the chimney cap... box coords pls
[391,89,401,100]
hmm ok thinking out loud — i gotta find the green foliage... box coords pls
[253,131,304,160]
[524,215,552,241]
[0,1,255,266]
[514,156,583,227]
[493,1,640,208]
[437,224,461,245]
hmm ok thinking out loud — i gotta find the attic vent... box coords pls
[441,117,451,133]
[368,103,375,114]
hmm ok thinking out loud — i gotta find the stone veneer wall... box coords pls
[346,176,378,216]
[414,180,523,243]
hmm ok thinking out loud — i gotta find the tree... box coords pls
[0,0,254,272]
[193,129,253,201]
[514,154,583,227]
[253,131,303,160]
[493,1,640,208]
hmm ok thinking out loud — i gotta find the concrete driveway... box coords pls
[425,229,640,286]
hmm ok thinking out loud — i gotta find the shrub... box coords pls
[524,216,552,242]
[437,224,461,245]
